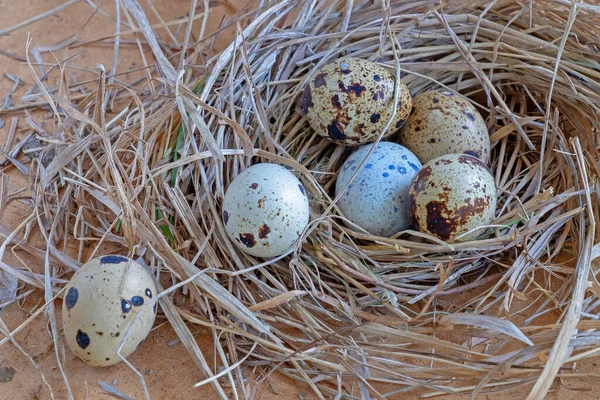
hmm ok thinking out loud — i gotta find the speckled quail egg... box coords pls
[336,142,421,237]
[409,153,497,242]
[62,256,157,367]
[400,91,490,164]
[222,163,310,258]
[302,58,412,146]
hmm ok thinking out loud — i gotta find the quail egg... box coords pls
[222,163,310,258]
[62,256,157,367]
[302,58,412,146]
[409,153,497,242]
[400,91,490,164]
[336,142,421,237]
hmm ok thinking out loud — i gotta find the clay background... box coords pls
[0,0,599,399]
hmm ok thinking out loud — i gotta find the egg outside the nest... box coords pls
[62,256,158,367]
[400,91,490,164]
[222,163,310,258]
[408,153,497,242]
[336,142,422,237]
[302,58,412,146]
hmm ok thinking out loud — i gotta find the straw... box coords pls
[1,0,600,398]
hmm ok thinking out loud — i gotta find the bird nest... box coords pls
[3,0,600,398]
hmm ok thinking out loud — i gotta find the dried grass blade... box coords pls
[442,313,534,346]
[122,0,177,80]
[248,290,308,311]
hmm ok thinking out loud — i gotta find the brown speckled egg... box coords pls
[409,154,497,242]
[302,58,412,146]
[400,91,490,164]
[222,163,310,258]
[62,256,157,367]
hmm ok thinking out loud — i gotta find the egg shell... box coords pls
[399,91,490,164]
[62,256,157,367]
[222,163,310,258]
[408,153,497,242]
[336,142,422,237]
[302,58,412,146]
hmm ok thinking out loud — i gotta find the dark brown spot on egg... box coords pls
[327,118,346,141]
[314,72,327,88]
[249,183,258,189]
[76,330,90,349]
[425,201,455,241]
[65,287,78,310]
[100,255,128,264]
[121,299,132,313]
[96,331,103,336]
[258,198,264,208]
[338,81,366,97]
[331,94,342,109]
[258,223,271,239]
[425,195,491,241]
[429,138,436,143]
[372,90,385,101]
[354,123,366,136]
[456,197,490,224]
[412,166,432,193]
[301,85,314,114]
[435,158,453,166]
[115,332,120,337]
[239,233,256,248]
[395,119,405,128]
[370,113,381,123]
[131,296,144,306]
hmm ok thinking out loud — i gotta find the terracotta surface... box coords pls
[0,1,599,399]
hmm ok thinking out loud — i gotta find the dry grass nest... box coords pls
[2,0,600,399]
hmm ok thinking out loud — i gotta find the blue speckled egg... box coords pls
[336,142,421,237]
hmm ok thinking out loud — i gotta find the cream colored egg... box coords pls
[408,154,497,242]
[222,163,310,258]
[62,256,157,367]
[302,58,412,146]
[400,91,490,164]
